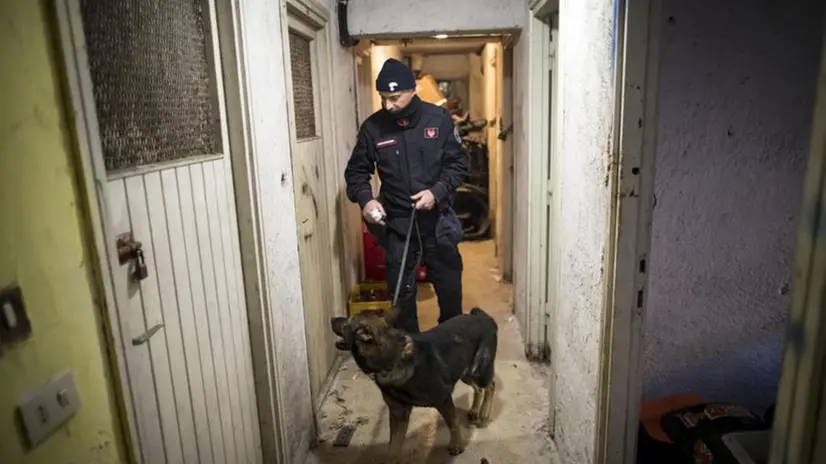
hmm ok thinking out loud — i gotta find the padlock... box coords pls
[133,249,149,281]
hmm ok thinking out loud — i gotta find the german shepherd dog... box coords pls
[330,306,498,461]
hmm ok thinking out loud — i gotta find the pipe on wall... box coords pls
[337,0,359,47]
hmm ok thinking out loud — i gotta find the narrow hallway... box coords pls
[308,240,558,463]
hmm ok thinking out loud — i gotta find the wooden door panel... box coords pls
[158,167,216,463]
[174,165,229,463]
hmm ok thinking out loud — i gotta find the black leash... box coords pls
[390,207,423,307]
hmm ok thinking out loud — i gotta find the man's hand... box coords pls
[362,199,386,225]
[411,189,436,211]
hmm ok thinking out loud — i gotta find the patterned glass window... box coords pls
[80,0,223,172]
[288,31,317,139]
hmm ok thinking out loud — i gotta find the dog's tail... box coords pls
[470,341,496,387]
[469,307,498,387]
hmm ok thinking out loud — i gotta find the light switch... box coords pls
[0,284,31,342]
[18,370,81,448]
[3,302,17,328]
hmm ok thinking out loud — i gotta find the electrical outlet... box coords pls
[18,370,81,448]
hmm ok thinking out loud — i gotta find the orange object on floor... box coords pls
[640,394,706,443]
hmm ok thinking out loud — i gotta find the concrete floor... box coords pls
[307,240,559,464]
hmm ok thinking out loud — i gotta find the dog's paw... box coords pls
[447,442,466,456]
[468,411,491,427]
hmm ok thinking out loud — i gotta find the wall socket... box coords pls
[18,370,81,448]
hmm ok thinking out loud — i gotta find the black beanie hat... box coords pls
[376,58,416,93]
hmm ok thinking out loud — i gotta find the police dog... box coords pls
[330,306,498,461]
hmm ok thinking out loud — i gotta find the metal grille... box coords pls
[80,0,223,172]
[288,31,317,139]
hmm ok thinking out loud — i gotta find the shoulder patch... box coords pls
[453,125,462,143]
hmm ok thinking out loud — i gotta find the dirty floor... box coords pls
[307,240,559,464]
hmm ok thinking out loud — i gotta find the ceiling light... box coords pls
[433,34,448,39]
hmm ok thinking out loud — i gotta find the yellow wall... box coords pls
[0,0,126,462]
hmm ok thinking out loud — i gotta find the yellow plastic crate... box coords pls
[348,281,392,315]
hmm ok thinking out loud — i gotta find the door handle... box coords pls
[132,324,164,346]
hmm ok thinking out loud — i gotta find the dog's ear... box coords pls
[381,306,401,326]
[330,317,348,337]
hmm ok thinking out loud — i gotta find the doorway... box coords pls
[56,0,260,462]
[360,35,516,329]
[630,1,825,463]
[307,34,559,462]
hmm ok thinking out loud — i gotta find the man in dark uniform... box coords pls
[344,58,469,333]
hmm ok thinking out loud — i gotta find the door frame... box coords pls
[53,0,285,461]
[523,1,558,363]
[525,0,563,437]
[278,0,345,412]
[594,0,663,462]
[598,5,826,463]
[768,23,826,463]
[498,45,515,282]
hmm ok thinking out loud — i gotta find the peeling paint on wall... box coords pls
[644,0,826,412]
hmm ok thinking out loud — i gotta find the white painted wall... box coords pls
[512,0,618,461]
[238,0,314,460]
[550,1,616,461]
[238,0,363,461]
[348,0,526,37]
[643,0,825,412]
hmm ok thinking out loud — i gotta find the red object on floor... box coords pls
[362,224,427,282]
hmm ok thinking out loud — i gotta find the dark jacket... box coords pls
[344,97,469,225]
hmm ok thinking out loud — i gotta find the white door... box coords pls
[544,14,562,432]
[284,11,338,402]
[62,0,260,462]
[526,14,558,362]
